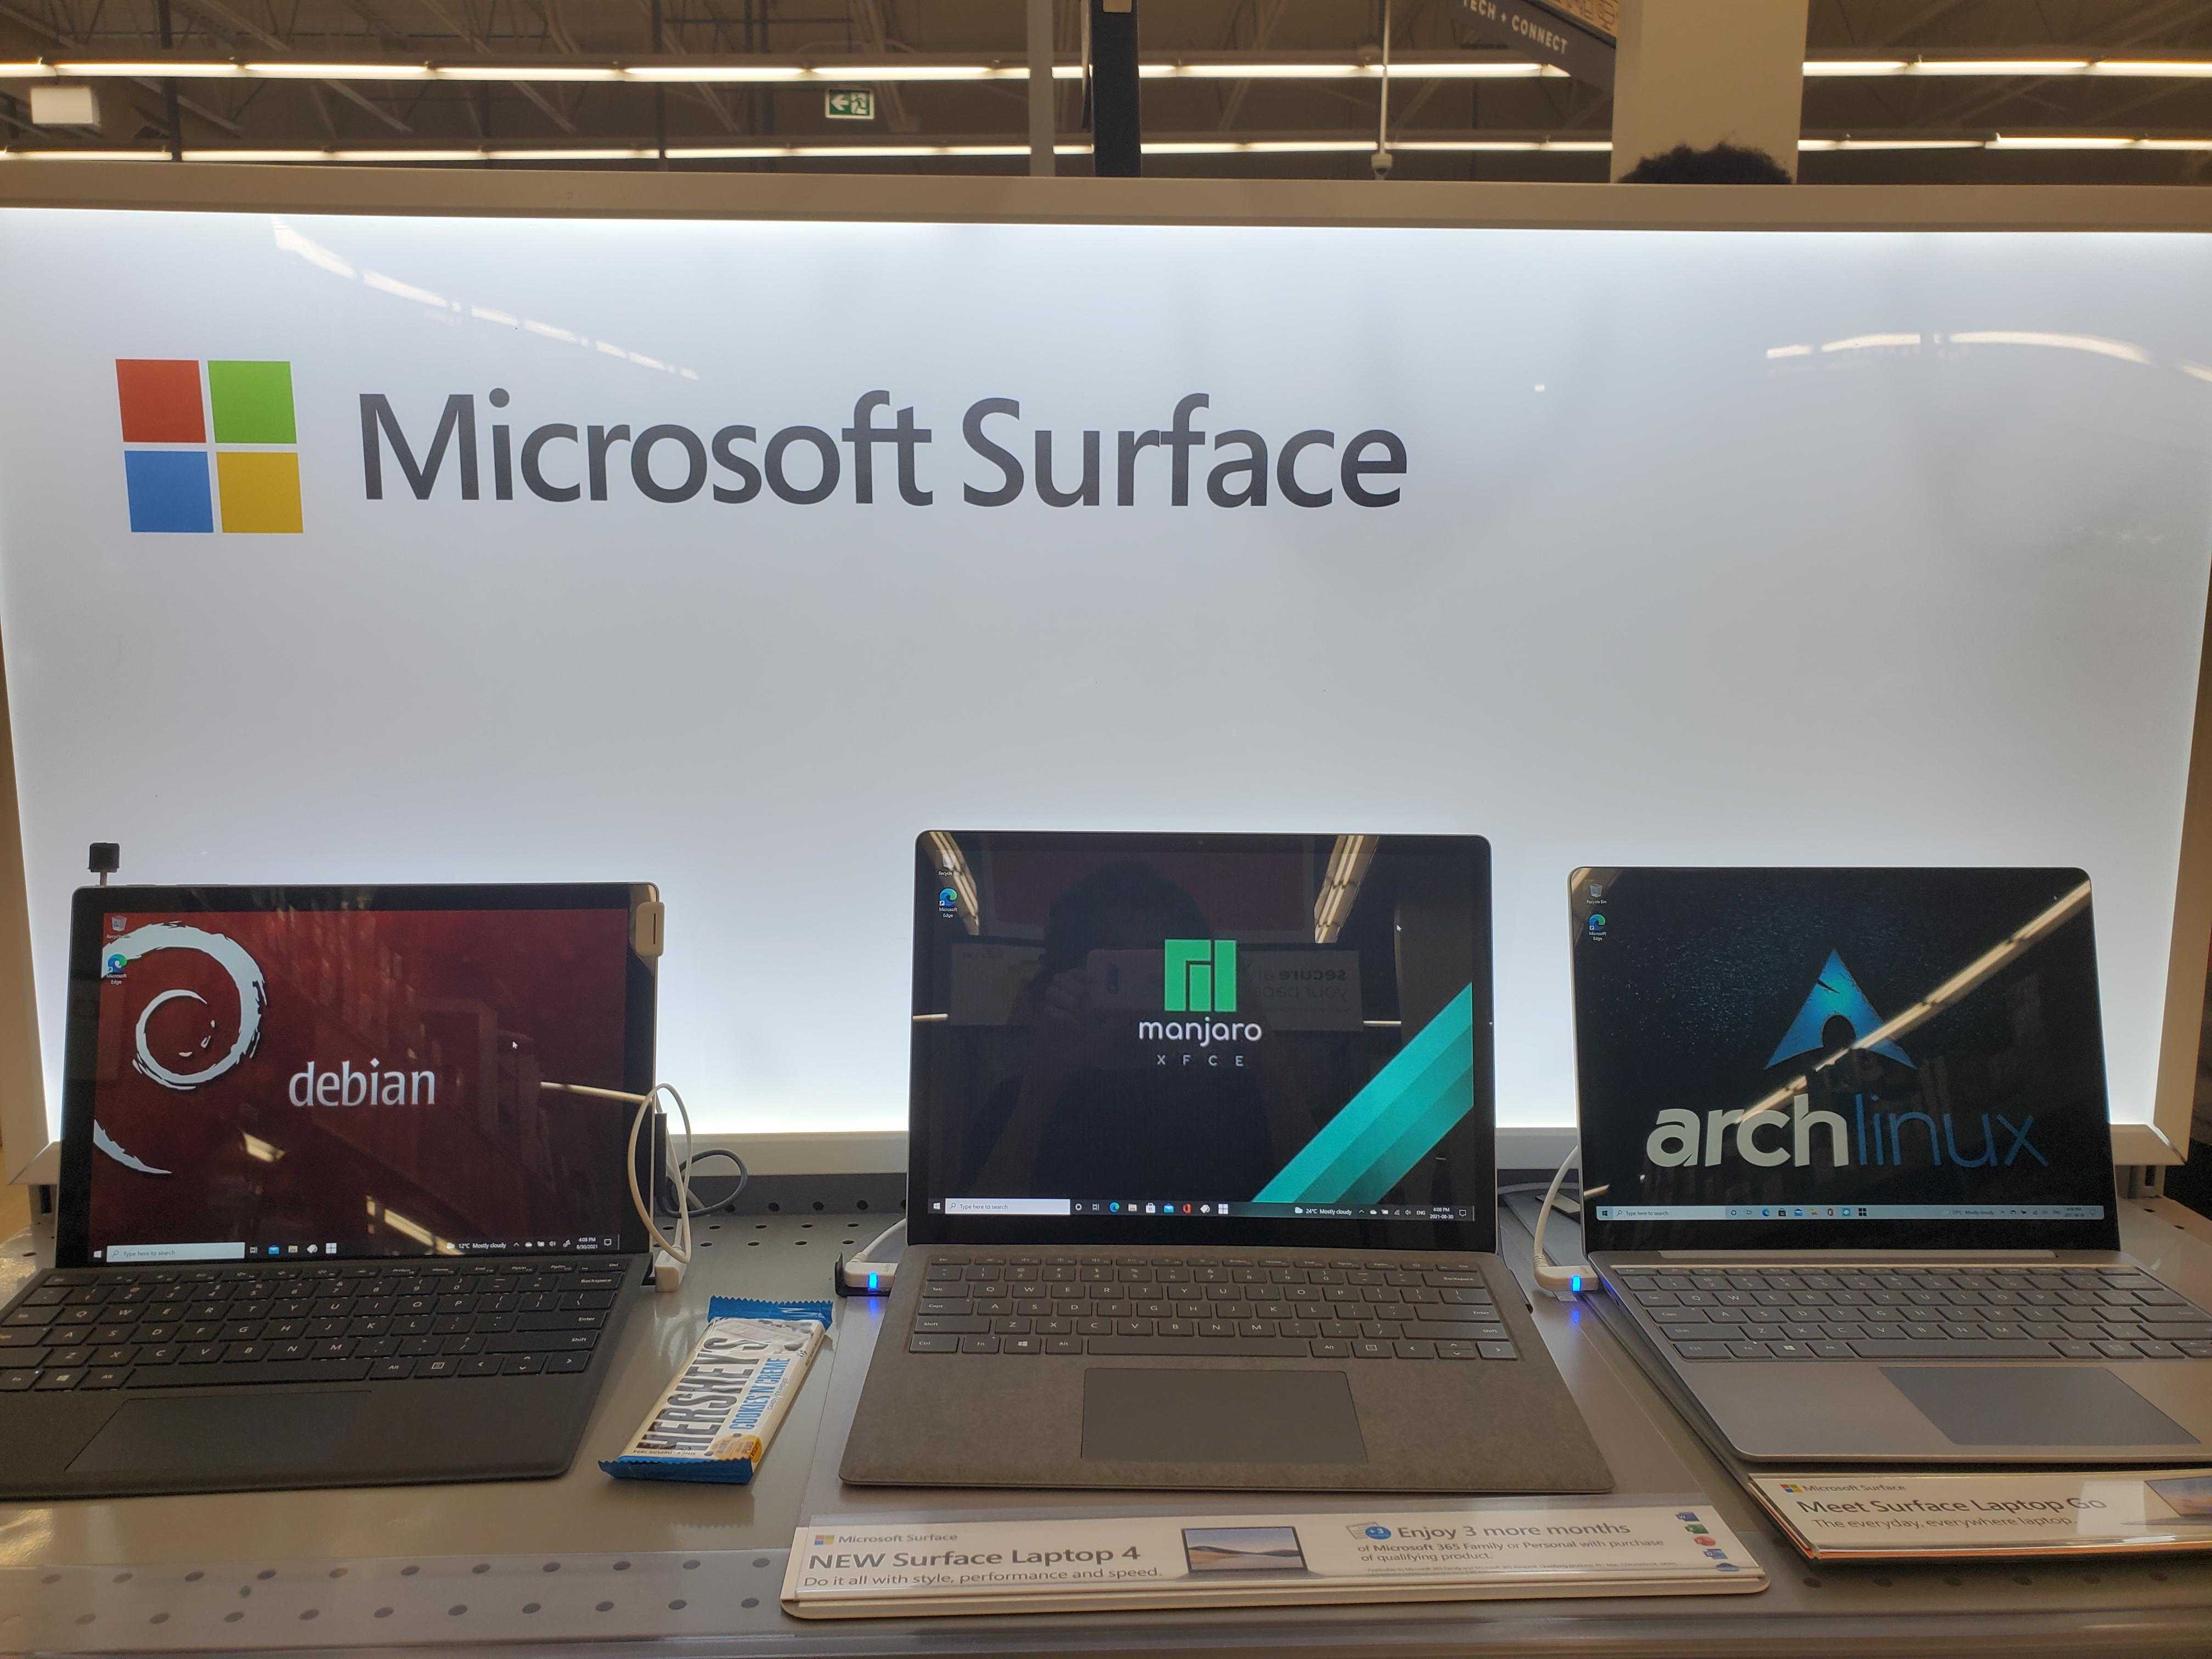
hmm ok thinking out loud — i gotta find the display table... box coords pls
[1,1198,2209,1655]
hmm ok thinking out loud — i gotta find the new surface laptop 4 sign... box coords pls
[3,212,2210,1147]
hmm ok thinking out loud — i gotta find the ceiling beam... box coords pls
[172,0,413,132]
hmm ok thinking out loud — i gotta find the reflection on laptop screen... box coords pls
[912,832,1493,1240]
[78,900,640,1264]
[1572,867,2120,1252]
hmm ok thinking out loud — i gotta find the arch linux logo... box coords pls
[116,358,302,533]
[1767,949,1914,1069]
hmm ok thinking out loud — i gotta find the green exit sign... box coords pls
[825,89,876,121]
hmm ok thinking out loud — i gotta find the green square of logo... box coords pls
[206,360,296,444]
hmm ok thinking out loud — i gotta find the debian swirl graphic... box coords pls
[96,923,267,1175]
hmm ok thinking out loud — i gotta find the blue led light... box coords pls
[867,1272,879,1291]
[1570,1273,1583,1293]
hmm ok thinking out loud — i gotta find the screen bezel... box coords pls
[907,831,1497,1252]
[1568,865,2124,1257]
[57,881,658,1268]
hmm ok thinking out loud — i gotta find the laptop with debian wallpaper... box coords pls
[0,883,659,1499]
[839,831,1611,1494]
[1570,866,2212,1465]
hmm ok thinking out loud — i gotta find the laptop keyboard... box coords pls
[1614,1265,2212,1362]
[0,1258,635,1392]
[907,1252,1520,1361]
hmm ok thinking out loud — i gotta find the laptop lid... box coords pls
[1569,866,2122,1257]
[907,831,1496,1252]
[57,883,658,1269]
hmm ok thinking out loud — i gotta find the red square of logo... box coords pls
[115,359,206,444]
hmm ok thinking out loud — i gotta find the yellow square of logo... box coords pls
[216,450,302,534]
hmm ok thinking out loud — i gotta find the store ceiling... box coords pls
[2,0,2210,182]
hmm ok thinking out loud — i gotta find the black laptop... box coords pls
[0,882,658,1498]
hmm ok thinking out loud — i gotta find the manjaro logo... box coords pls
[116,358,302,533]
[1165,939,1238,1013]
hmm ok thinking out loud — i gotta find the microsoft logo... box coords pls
[1164,939,1238,1013]
[117,358,301,534]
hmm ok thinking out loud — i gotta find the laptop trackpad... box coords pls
[69,1393,371,1475]
[1082,1369,1368,1464]
[1883,1366,2198,1447]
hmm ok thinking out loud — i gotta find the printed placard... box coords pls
[1750,1469,2212,1560]
[783,1502,1763,1618]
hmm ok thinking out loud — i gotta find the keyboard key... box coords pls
[1476,1342,1517,1359]
[1671,1342,1730,1360]
[1421,1322,1509,1342]
[909,1333,959,1353]
[459,1356,503,1376]
[82,1368,128,1390]
[123,1356,366,1387]
[957,1336,1001,1355]
[544,1352,590,1374]
[1084,1337,1313,1358]
[1852,1339,2056,1359]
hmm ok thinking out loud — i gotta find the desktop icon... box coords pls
[1109,1201,1120,1213]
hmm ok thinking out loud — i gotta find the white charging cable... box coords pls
[1530,1141,1585,1300]
[541,1081,695,1291]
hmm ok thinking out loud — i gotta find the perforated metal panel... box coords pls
[0,1548,793,1652]
[0,1205,2208,1656]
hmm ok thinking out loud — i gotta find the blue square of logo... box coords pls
[123,449,213,533]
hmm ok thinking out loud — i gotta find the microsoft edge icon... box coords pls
[937,887,958,913]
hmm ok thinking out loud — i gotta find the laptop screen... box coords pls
[908,832,1496,1251]
[57,885,656,1268]
[1571,867,2120,1255]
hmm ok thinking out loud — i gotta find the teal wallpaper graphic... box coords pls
[1254,984,1475,1206]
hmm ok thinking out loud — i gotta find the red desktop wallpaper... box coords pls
[86,906,635,1256]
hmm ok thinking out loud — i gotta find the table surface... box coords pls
[0,1198,2208,1656]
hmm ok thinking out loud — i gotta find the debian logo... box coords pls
[116,358,302,534]
[1164,938,1238,1013]
[94,922,269,1176]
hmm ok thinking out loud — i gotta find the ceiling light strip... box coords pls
[4,54,2210,86]
[9,133,2212,163]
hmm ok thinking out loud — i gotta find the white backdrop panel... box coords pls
[1,211,2208,1138]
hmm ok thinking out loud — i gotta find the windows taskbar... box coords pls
[935,1199,1474,1221]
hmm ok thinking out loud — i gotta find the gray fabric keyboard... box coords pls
[1615,1264,2212,1362]
[908,1252,1520,1360]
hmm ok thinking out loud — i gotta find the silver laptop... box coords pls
[1567,866,2212,1464]
[839,831,1611,1493]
